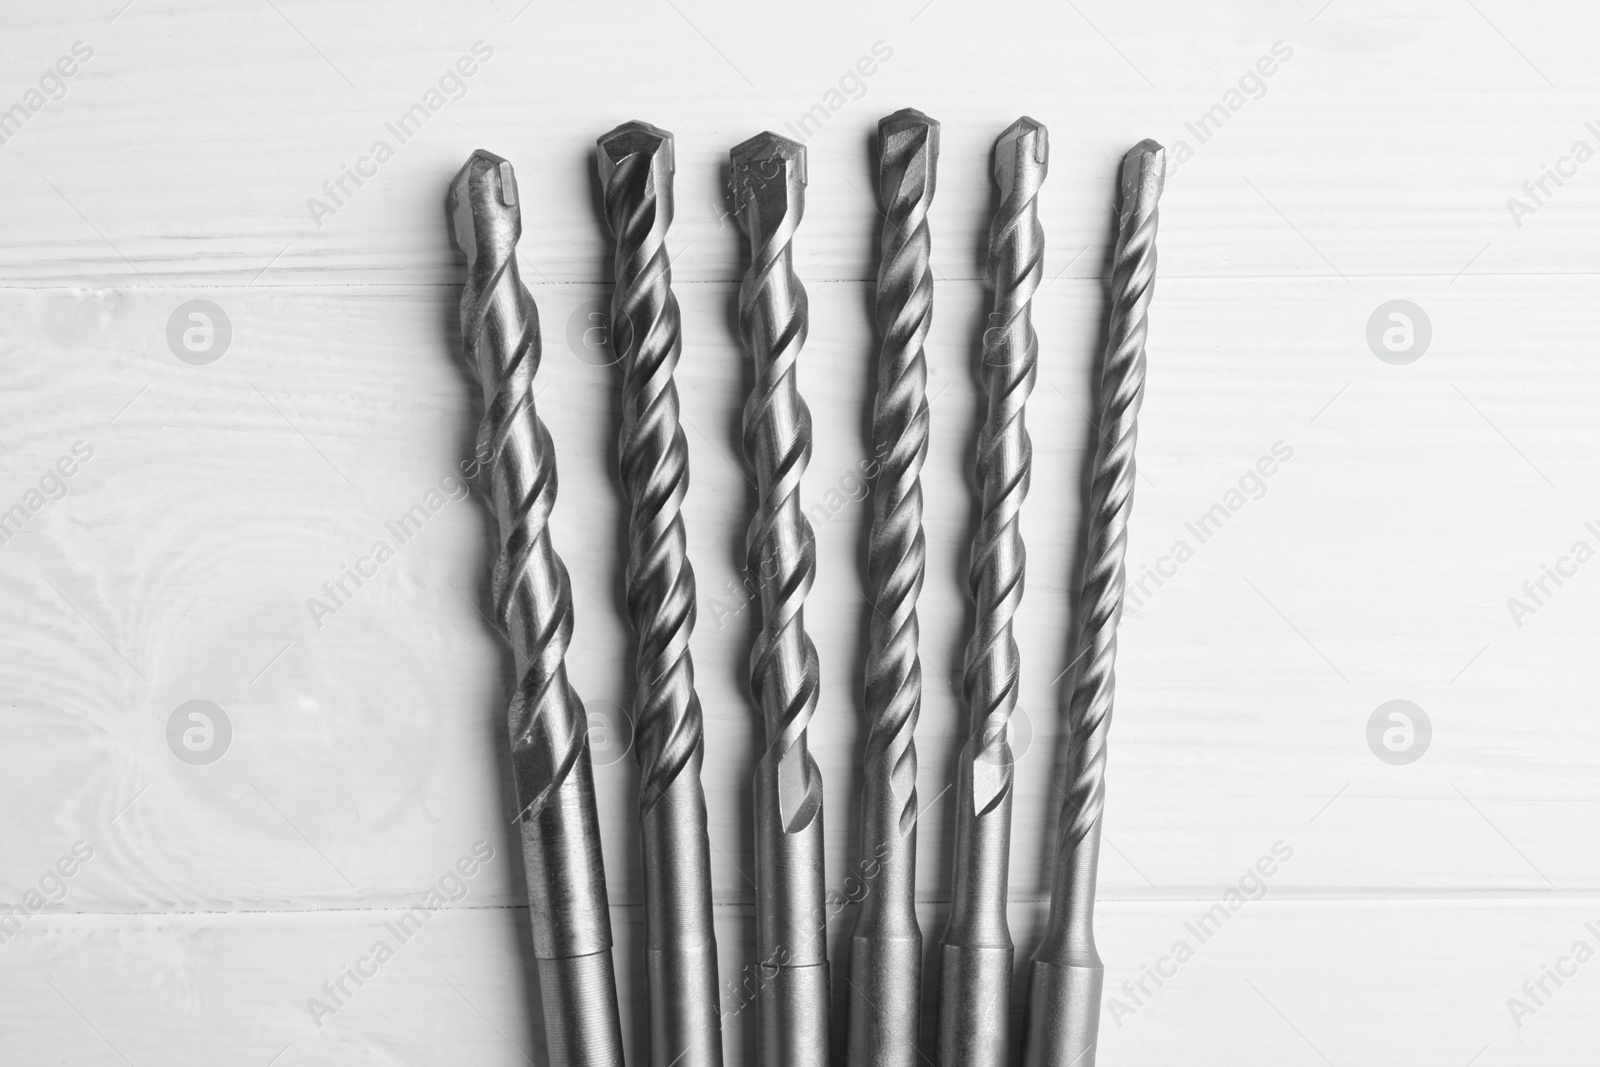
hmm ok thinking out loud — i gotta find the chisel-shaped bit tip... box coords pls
[993,116,1048,199]
[877,108,939,200]
[1120,138,1165,207]
[730,131,807,236]
[597,119,675,188]
[447,149,519,266]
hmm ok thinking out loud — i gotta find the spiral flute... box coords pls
[730,131,829,1067]
[596,121,722,1067]
[447,150,623,1067]
[937,117,1047,1067]
[847,107,938,1067]
[1023,141,1164,1067]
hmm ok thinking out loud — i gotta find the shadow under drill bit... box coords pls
[435,157,552,1067]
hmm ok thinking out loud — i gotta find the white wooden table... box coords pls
[2,1,1595,1063]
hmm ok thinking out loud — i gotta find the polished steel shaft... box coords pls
[847,107,938,1067]
[937,117,1047,1067]
[597,121,722,1067]
[730,131,829,1067]
[447,150,623,1067]
[1023,140,1164,1067]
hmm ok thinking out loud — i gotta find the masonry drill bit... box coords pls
[1023,140,1164,1067]
[730,131,829,1067]
[847,107,938,1067]
[596,120,722,1067]
[937,117,1047,1067]
[447,150,624,1067]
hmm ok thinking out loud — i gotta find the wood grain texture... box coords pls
[3,0,1598,1063]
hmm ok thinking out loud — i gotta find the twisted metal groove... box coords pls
[847,107,937,1067]
[600,135,701,816]
[489,328,587,812]
[454,165,586,824]
[1059,143,1164,860]
[965,128,1044,799]
[864,110,932,852]
[736,156,821,828]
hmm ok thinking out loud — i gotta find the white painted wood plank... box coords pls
[1,900,1593,1065]
[4,2,1600,287]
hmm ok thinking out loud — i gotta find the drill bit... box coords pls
[1023,140,1164,1067]
[848,107,938,1067]
[447,149,624,1067]
[937,116,1047,1067]
[596,120,722,1067]
[729,131,829,1067]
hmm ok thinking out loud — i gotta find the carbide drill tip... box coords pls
[730,129,807,173]
[1120,139,1165,204]
[993,116,1047,198]
[446,149,520,265]
[730,131,807,234]
[879,107,940,166]
[597,119,675,188]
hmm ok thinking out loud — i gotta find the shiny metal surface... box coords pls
[447,149,624,1067]
[1023,140,1165,1067]
[936,116,1048,1067]
[847,107,938,1067]
[729,130,831,1067]
[596,120,723,1067]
